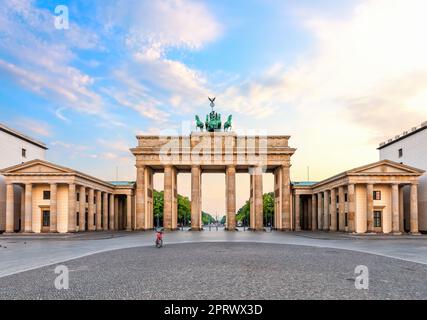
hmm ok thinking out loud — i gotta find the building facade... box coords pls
[0,131,425,234]
[1,160,134,233]
[378,121,427,232]
[293,161,424,234]
[0,123,47,231]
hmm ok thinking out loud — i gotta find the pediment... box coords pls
[1,160,73,175]
[349,160,423,175]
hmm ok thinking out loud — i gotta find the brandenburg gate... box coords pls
[131,98,296,231]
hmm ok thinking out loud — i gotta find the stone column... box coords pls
[295,193,301,231]
[115,196,123,230]
[163,165,173,230]
[307,196,312,230]
[109,194,115,230]
[338,187,345,231]
[366,183,374,232]
[79,186,86,232]
[225,165,236,231]
[5,184,14,233]
[96,190,102,230]
[251,166,264,231]
[399,186,404,232]
[172,168,178,230]
[311,194,317,230]
[410,183,419,234]
[323,190,329,231]
[392,184,401,234]
[191,166,202,231]
[50,183,58,233]
[317,193,323,230]
[126,194,132,231]
[135,165,145,230]
[24,183,33,233]
[114,196,119,230]
[88,188,94,231]
[348,184,356,233]
[281,165,291,230]
[330,188,337,231]
[102,192,108,230]
[68,184,76,232]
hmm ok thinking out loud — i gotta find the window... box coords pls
[86,195,88,203]
[398,148,403,158]
[76,212,79,226]
[22,148,27,158]
[43,191,51,200]
[77,193,80,201]
[345,212,348,227]
[42,210,50,227]
[374,211,382,227]
[344,193,348,202]
[373,191,381,200]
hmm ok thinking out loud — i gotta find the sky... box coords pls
[1,0,427,214]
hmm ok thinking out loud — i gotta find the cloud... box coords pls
[14,118,51,137]
[103,0,222,55]
[99,0,220,121]
[0,0,108,117]
[215,0,427,180]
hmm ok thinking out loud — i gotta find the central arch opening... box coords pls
[201,172,225,230]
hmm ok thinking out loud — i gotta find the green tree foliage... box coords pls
[235,192,275,225]
[152,190,215,226]
[202,211,215,224]
[153,190,164,226]
[177,194,191,224]
[236,200,250,225]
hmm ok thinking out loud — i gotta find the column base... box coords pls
[410,231,421,235]
[224,227,237,231]
[392,231,403,235]
[190,227,203,231]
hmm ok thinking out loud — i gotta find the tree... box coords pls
[263,192,274,226]
[153,190,164,227]
[177,194,191,225]
[202,211,215,224]
[235,192,275,227]
[236,200,250,225]
[152,190,214,226]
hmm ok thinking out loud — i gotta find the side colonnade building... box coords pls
[0,160,134,233]
[292,160,424,234]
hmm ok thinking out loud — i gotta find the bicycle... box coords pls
[155,227,163,248]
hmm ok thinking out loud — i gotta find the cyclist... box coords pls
[155,227,164,248]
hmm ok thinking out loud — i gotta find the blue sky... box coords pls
[1,0,427,213]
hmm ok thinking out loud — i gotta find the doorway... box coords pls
[41,209,50,233]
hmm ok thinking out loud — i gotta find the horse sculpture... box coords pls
[195,115,204,131]
[224,115,232,131]
[194,98,232,132]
